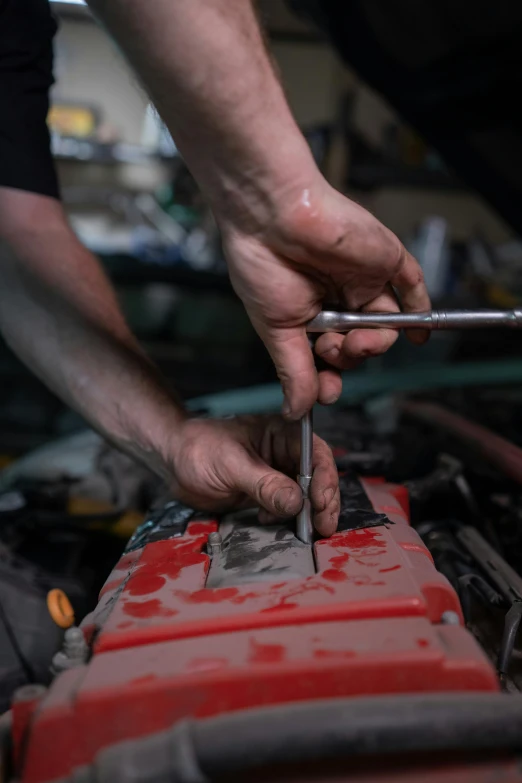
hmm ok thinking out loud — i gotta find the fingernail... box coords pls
[274,486,299,514]
[324,393,340,405]
[320,346,340,360]
[282,397,291,417]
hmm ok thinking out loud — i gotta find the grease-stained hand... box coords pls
[222,175,430,420]
[170,415,339,536]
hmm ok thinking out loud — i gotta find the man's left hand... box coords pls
[169,415,339,537]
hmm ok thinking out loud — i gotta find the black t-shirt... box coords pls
[0,0,59,198]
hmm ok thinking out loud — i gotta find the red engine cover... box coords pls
[13,480,499,783]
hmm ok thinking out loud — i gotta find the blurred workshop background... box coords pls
[0,0,520,457]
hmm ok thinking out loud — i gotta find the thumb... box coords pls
[235,453,303,518]
[262,326,318,420]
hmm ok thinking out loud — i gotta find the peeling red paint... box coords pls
[91,484,461,662]
[349,528,387,550]
[261,601,299,612]
[313,649,356,660]
[329,551,349,569]
[175,587,239,604]
[130,674,157,687]
[99,579,122,598]
[113,552,139,571]
[141,541,204,566]
[187,521,217,535]
[157,552,207,581]
[186,657,229,672]
[400,541,433,561]
[353,578,385,587]
[322,568,348,582]
[26,483,500,783]
[127,574,166,596]
[249,639,286,664]
[123,600,179,619]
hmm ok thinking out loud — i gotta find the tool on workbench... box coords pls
[296,308,522,544]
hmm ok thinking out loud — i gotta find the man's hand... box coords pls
[223,175,431,420]
[170,415,340,537]
[0,193,339,537]
[85,0,431,420]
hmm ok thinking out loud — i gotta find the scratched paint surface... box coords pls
[84,618,479,689]
[91,483,461,653]
[22,616,498,783]
[23,482,497,783]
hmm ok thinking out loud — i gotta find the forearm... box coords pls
[86,0,317,228]
[0,192,185,480]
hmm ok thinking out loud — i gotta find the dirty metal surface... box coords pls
[88,481,461,654]
[16,620,499,783]
[206,516,315,588]
[14,478,501,783]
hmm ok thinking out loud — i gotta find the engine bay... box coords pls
[4,389,522,780]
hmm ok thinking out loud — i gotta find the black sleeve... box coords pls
[0,0,60,199]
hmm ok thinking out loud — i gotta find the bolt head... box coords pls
[441,610,461,626]
[208,531,222,555]
[64,627,84,644]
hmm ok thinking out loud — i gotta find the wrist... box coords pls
[118,404,190,485]
[200,126,320,236]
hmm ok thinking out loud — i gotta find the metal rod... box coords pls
[306,309,522,333]
[297,307,522,545]
[296,409,313,544]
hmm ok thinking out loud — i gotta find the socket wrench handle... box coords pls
[297,307,522,545]
[306,309,522,333]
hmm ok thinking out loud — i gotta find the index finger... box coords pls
[260,326,319,420]
[391,248,431,344]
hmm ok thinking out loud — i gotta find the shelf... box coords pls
[52,137,177,165]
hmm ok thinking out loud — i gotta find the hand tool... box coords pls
[296,307,522,543]
[307,308,522,333]
[296,407,314,544]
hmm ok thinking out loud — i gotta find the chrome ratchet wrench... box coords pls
[296,307,522,544]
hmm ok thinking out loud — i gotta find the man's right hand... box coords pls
[84,0,430,420]
[222,174,431,420]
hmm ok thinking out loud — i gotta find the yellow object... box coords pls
[47,589,75,629]
[67,497,115,515]
[110,510,144,539]
[48,104,96,138]
[485,283,519,309]
[67,496,144,539]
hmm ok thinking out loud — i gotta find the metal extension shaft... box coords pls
[297,307,522,544]
[296,408,313,544]
[306,308,522,333]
